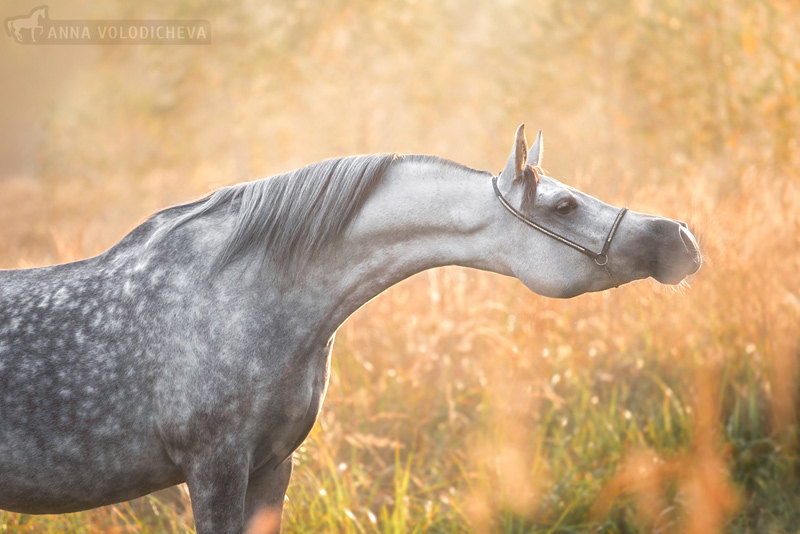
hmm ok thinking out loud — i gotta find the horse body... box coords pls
[0,127,701,532]
[0,208,331,516]
[0,237,178,512]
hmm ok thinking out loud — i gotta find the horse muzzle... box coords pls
[650,219,702,284]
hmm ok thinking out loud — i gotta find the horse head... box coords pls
[494,125,701,298]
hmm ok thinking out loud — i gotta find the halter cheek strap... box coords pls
[491,175,629,285]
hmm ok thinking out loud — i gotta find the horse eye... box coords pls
[555,198,577,215]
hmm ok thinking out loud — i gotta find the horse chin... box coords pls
[651,257,701,285]
[652,271,689,285]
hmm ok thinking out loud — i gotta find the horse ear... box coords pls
[499,124,528,187]
[528,129,543,167]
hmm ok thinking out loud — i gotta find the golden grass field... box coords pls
[1,1,799,532]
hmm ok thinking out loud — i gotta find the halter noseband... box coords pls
[491,170,628,285]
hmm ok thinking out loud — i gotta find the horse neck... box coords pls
[296,158,509,337]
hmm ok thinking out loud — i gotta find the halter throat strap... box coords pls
[491,175,628,282]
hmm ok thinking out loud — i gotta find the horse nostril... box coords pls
[679,226,695,250]
[678,225,702,270]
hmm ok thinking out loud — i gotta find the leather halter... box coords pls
[492,169,628,285]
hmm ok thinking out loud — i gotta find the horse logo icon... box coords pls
[5,6,48,44]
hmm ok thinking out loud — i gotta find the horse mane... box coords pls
[163,154,402,274]
[159,153,487,275]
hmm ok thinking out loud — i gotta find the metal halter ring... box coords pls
[594,254,609,266]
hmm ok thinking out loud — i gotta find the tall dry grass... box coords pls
[1,0,799,532]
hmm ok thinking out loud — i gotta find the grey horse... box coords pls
[0,125,701,533]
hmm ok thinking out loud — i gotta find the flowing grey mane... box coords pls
[168,153,398,273]
[164,153,487,274]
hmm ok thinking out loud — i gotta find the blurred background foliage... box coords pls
[1,0,799,532]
